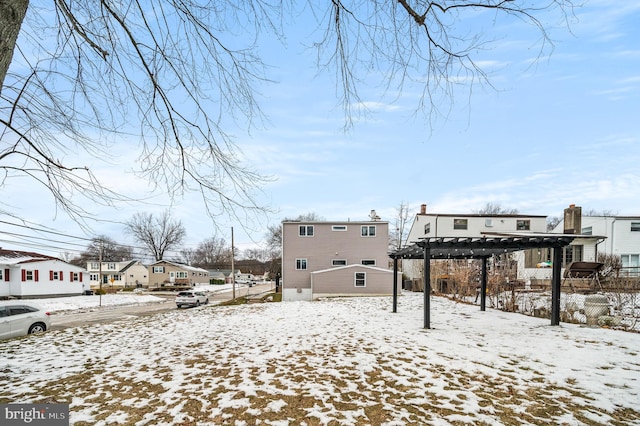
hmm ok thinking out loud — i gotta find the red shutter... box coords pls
[35,270,39,282]
[60,271,63,281]
[50,270,54,280]
[79,272,83,282]
[21,269,26,281]
[5,269,10,281]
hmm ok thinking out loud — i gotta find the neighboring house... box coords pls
[86,260,149,290]
[0,249,87,298]
[403,204,548,282]
[207,270,229,284]
[551,205,640,277]
[281,214,396,301]
[148,261,210,288]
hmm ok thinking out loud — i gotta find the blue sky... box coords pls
[2,0,639,258]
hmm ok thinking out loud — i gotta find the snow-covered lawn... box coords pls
[2,292,639,425]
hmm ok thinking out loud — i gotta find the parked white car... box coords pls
[176,291,209,308]
[0,302,51,340]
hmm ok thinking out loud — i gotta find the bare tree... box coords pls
[69,235,133,266]
[389,202,411,250]
[473,202,519,215]
[1,1,574,225]
[546,216,562,232]
[192,236,231,268]
[125,211,185,261]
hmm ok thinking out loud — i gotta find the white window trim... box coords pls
[299,225,314,237]
[354,272,366,287]
[332,259,347,266]
[361,225,376,237]
[296,258,308,270]
[332,225,347,231]
[361,259,376,266]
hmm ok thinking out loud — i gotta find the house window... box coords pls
[153,266,165,273]
[361,225,376,237]
[299,225,314,237]
[631,223,640,232]
[581,226,593,235]
[177,271,188,278]
[361,259,376,266]
[424,222,431,234]
[621,254,640,277]
[112,274,122,281]
[517,220,531,231]
[51,271,60,280]
[332,225,347,231]
[296,259,307,270]
[90,262,99,270]
[332,259,347,266]
[107,263,116,270]
[90,273,99,281]
[0,270,3,281]
[485,219,493,227]
[563,245,583,267]
[354,272,366,287]
[25,270,34,281]
[453,219,468,230]
[72,272,80,281]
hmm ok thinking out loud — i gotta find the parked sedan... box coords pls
[176,291,209,308]
[0,302,51,340]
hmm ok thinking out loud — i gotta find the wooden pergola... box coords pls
[389,234,577,328]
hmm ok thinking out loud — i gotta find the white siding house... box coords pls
[552,209,640,277]
[86,260,149,290]
[0,249,87,298]
[403,204,547,282]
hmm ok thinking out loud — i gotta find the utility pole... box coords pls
[98,239,103,307]
[231,227,235,300]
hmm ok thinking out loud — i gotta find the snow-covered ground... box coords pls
[1,292,639,425]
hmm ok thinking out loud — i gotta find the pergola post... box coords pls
[480,257,487,311]
[551,246,563,326]
[423,246,431,329]
[392,257,398,313]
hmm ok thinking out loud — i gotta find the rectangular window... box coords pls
[485,219,493,227]
[581,226,593,235]
[332,259,347,266]
[332,225,347,231]
[516,220,531,231]
[107,263,116,270]
[621,254,640,277]
[0,270,3,281]
[112,274,122,281]
[299,225,314,237]
[153,266,165,273]
[295,259,307,270]
[563,245,583,267]
[424,222,431,234]
[72,272,79,281]
[361,225,376,237]
[177,271,188,278]
[51,271,60,280]
[90,262,99,270]
[90,273,99,281]
[354,272,366,287]
[453,219,468,230]
[361,259,376,266]
[26,270,34,281]
[631,223,640,232]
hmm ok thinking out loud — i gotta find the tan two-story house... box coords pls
[282,216,397,301]
[148,260,210,288]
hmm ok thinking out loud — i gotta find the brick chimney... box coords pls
[420,204,427,215]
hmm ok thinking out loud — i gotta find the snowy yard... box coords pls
[1,292,640,425]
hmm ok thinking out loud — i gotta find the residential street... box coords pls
[50,282,275,330]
